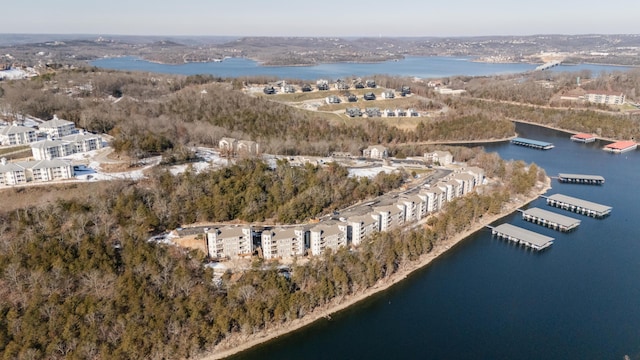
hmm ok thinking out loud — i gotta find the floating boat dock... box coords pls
[545,194,612,218]
[570,133,597,143]
[510,137,554,150]
[558,173,605,185]
[490,223,554,251]
[603,141,637,153]
[520,207,581,232]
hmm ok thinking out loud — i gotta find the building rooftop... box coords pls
[547,194,612,214]
[493,223,554,248]
[522,207,581,228]
[605,141,636,150]
[558,173,605,182]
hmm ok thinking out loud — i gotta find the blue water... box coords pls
[90,56,632,80]
[229,123,640,360]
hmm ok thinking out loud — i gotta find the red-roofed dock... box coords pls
[570,133,597,143]
[603,141,637,153]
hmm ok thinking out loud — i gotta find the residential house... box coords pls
[335,79,350,90]
[381,90,395,99]
[365,107,381,117]
[301,84,313,92]
[261,227,307,260]
[345,108,362,117]
[347,94,358,102]
[263,86,276,95]
[316,79,329,91]
[365,79,376,88]
[0,158,27,186]
[206,226,254,259]
[384,109,395,117]
[39,115,76,138]
[326,95,341,104]
[425,150,453,166]
[400,85,411,96]
[363,92,376,101]
[282,84,296,93]
[362,145,388,159]
[396,109,407,117]
[347,214,380,246]
[309,223,347,256]
[0,124,37,145]
[408,108,420,117]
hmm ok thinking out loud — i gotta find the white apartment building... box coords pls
[374,204,406,232]
[39,116,76,138]
[31,140,75,160]
[0,159,27,185]
[309,223,347,256]
[61,132,103,153]
[206,226,254,259]
[363,145,389,159]
[0,158,74,185]
[261,227,307,260]
[0,125,37,145]
[347,214,380,246]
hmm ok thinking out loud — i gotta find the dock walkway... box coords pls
[545,194,612,218]
[490,223,554,251]
[521,207,581,232]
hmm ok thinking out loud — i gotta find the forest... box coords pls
[0,146,542,359]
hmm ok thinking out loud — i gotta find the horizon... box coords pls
[1,0,638,38]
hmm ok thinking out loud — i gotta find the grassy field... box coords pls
[0,145,29,156]
[0,181,115,213]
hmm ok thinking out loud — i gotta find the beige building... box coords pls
[309,223,347,256]
[261,227,307,260]
[584,91,625,105]
[206,226,254,259]
[0,158,74,186]
[425,150,453,166]
[347,214,380,246]
[363,145,389,159]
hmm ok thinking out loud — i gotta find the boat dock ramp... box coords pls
[544,194,612,218]
[510,137,555,150]
[557,173,605,185]
[519,207,581,232]
[489,223,554,251]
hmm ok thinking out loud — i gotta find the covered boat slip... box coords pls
[490,223,554,251]
[510,137,555,150]
[545,194,612,218]
[520,207,581,232]
[557,173,605,185]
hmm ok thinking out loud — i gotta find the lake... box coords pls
[228,123,640,360]
[90,56,633,80]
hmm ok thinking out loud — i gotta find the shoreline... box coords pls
[200,178,551,360]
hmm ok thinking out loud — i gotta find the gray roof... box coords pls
[19,159,71,170]
[493,223,554,248]
[0,162,25,174]
[31,139,69,149]
[61,133,100,142]
[558,173,605,181]
[310,223,343,237]
[547,194,612,213]
[40,117,74,128]
[522,208,581,228]
[0,125,34,135]
[268,228,303,241]
[348,214,378,226]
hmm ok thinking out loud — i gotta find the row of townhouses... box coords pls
[0,157,74,186]
[203,164,485,260]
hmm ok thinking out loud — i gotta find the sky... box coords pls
[2,0,638,37]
